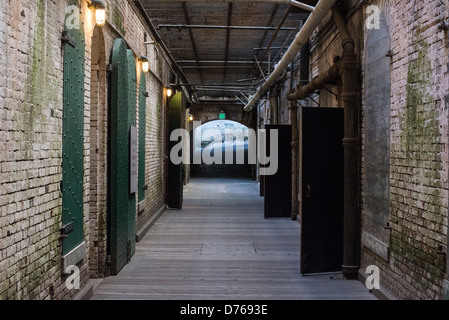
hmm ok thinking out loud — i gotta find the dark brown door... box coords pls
[300,107,344,275]
[264,125,292,218]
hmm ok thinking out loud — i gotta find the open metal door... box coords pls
[300,107,344,275]
[107,39,137,275]
[167,91,184,209]
[126,49,137,259]
[264,125,292,218]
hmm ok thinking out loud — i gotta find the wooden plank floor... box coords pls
[91,178,376,300]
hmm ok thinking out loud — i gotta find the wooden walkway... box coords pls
[91,178,376,300]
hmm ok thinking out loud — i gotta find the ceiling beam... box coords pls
[170,83,255,87]
[134,0,199,103]
[145,0,315,12]
[223,3,233,83]
[177,60,269,64]
[157,24,297,31]
[180,65,254,69]
[181,2,204,83]
[255,4,279,60]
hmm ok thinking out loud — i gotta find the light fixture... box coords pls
[166,87,173,97]
[139,56,149,73]
[219,111,226,120]
[88,0,106,27]
[188,114,193,121]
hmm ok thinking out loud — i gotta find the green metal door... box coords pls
[61,1,85,255]
[168,91,184,209]
[138,71,147,203]
[108,39,137,274]
[126,49,137,258]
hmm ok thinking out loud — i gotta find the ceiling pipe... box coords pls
[287,5,361,280]
[243,0,337,112]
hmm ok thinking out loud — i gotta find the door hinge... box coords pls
[61,221,74,235]
[61,31,76,48]
[59,221,74,240]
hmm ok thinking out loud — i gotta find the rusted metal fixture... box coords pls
[242,0,337,112]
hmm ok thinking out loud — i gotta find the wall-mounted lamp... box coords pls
[139,56,149,73]
[88,0,106,27]
[166,87,173,97]
[188,114,193,121]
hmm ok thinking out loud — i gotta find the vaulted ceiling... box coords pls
[136,0,317,103]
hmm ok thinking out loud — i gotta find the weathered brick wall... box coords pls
[360,0,449,300]
[258,0,449,299]
[0,0,171,300]
[0,0,88,300]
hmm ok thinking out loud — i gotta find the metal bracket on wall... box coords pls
[438,21,449,31]
[61,31,76,48]
[59,221,74,239]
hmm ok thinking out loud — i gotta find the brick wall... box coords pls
[258,0,449,299]
[0,0,172,300]
[360,0,449,300]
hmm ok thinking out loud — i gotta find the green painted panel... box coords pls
[109,38,130,274]
[138,72,146,203]
[126,49,137,258]
[62,2,85,255]
[168,92,184,209]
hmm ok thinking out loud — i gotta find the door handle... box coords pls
[306,184,311,198]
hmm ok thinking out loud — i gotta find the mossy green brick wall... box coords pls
[360,0,449,300]
[0,0,171,300]
[0,0,88,300]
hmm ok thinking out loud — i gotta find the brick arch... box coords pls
[89,25,107,279]
[189,104,255,131]
[189,114,256,179]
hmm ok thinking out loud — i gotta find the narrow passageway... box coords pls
[91,178,375,300]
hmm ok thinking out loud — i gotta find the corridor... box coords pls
[2,0,449,301]
[91,178,375,300]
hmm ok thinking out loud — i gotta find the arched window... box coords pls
[362,11,391,261]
